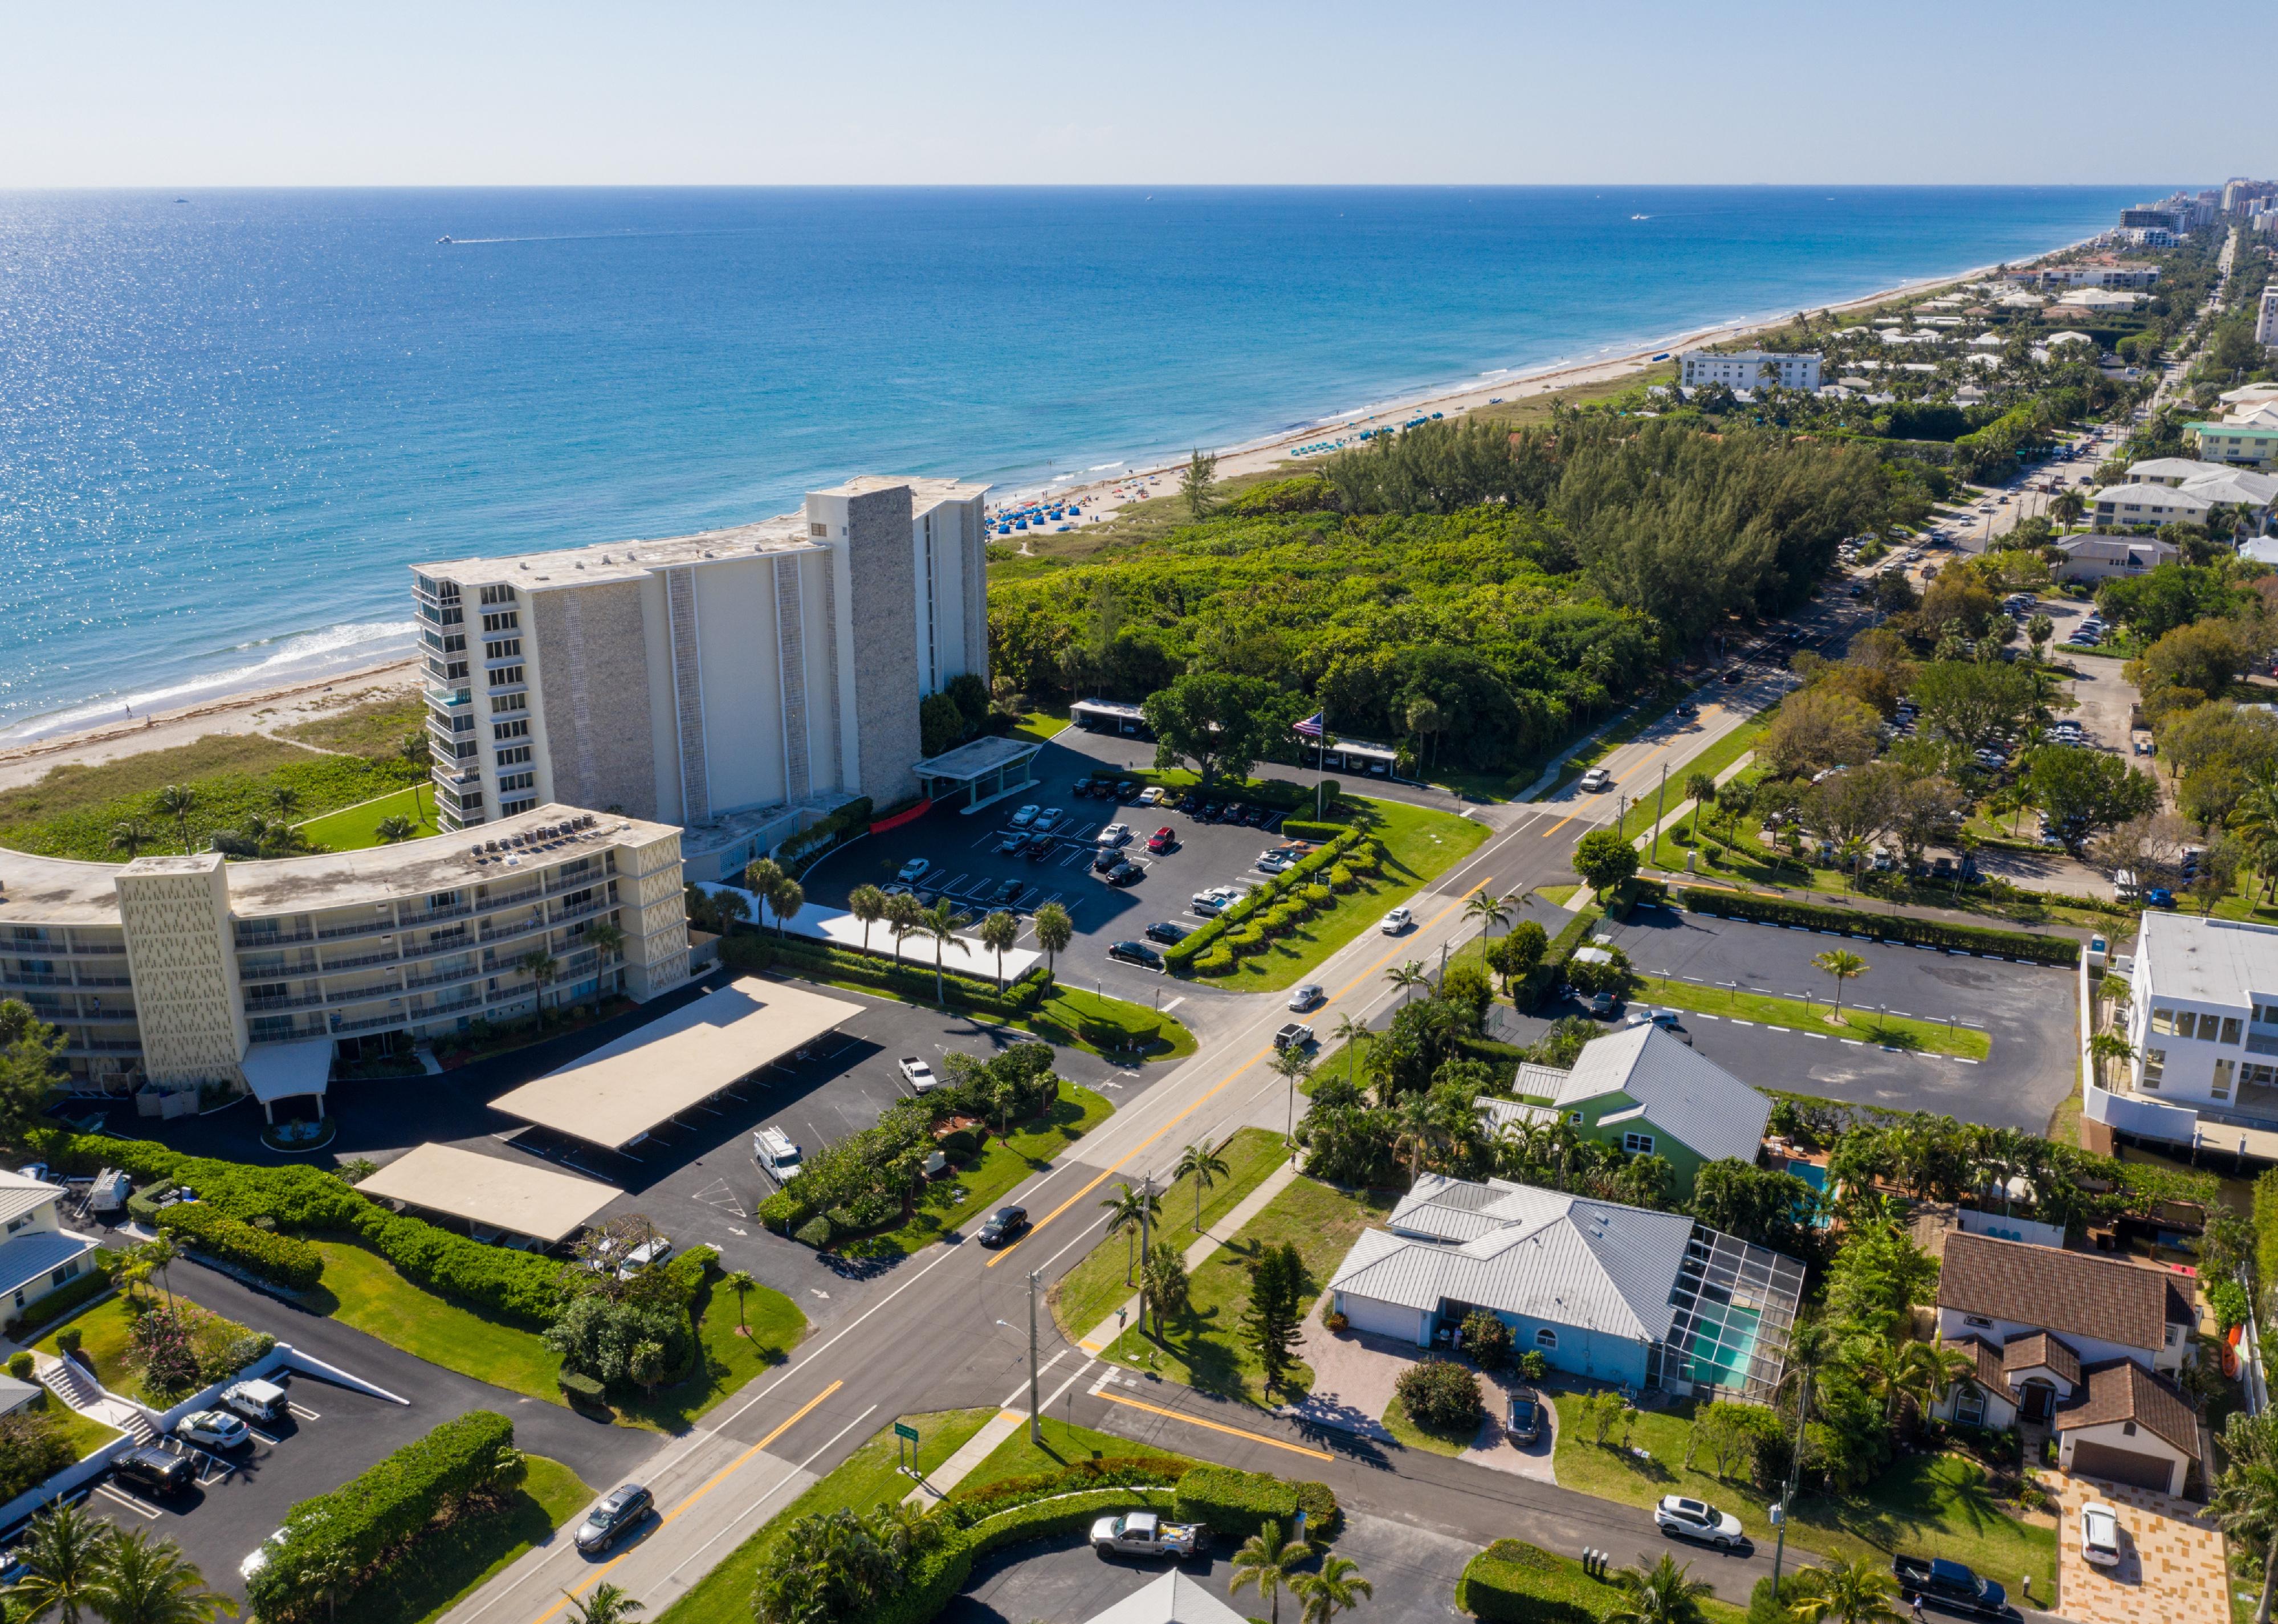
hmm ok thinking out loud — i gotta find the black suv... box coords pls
[113,1447,195,1499]
[1104,860,1142,887]
[1091,848,1122,874]
[575,1483,653,1554]
[991,878,1027,908]
[1144,921,1190,946]
[1109,940,1164,969]
[1071,777,1098,798]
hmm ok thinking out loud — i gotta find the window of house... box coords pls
[2224,1018,2244,1044]
[1623,1132,1656,1156]
[1957,1390,1985,1426]
[1567,1111,1584,1125]
[2151,1009,2177,1035]
[2142,1048,2166,1088]
[1963,1314,1993,1328]
[494,717,529,741]
[1535,1329,1558,1349]
[809,523,828,538]
[2175,1011,2199,1040]
[478,584,516,606]
[490,693,526,715]
[488,665,524,688]
[5,1215,26,1234]
[2215,1059,2235,1099]
[2122,1421,2137,1437]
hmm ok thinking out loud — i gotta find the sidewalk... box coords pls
[1078,1160,1299,1354]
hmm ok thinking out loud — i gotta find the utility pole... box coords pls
[1652,763,1669,851]
[1770,1359,1815,1597]
[1028,1269,1042,1444]
[1137,1172,1153,1339]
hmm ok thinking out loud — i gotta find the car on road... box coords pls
[176,1410,250,1451]
[1380,905,1413,935]
[1009,805,1041,828]
[2080,1501,2120,1568]
[1624,1008,1691,1045]
[1098,823,1132,847]
[113,1446,196,1499]
[1289,984,1323,1011]
[1654,1495,1743,1550]
[575,1484,654,1555]
[978,1205,1029,1246]
[1091,1511,1205,1560]
[1673,700,1698,719]
[1192,886,1241,917]
[1033,808,1066,833]
[1109,940,1165,970]
[896,857,931,883]
[899,1056,941,1093]
[1505,1393,1543,1445]
[1104,859,1143,887]
[1274,1022,1315,1051]
[991,878,1028,908]
[1145,921,1191,946]
[221,1378,289,1424]
[1147,827,1176,853]
[1722,666,1745,682]
[1579,767,1613,792]
[753,1125,804,1182]
[1892,1557,2006,1618]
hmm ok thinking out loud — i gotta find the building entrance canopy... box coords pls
[912,736,1043,810]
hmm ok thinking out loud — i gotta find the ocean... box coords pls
[0,185,2150,738]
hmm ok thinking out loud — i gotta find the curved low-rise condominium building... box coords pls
[0,803,690,1099]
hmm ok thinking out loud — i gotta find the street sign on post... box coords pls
[895,1419,919,1475]
[894,1422,920,1442]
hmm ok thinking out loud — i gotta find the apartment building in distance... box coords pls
[2258,285,2277,350]
[412,476,990,846]
[0,804,689,1106]
[1678,350,1822,393]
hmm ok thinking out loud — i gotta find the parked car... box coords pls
[991,878,1028,908]
[1104,859,1143,887]
[1072,777,1099,798]
[2080,1502,2120,1569]
[617,1237,673,1279]
[113,1447,196,1499]
[753,1126,803,1182]
[996,831,1027,854]
[1579,767,1613,793]
[221,1378,289,1425]
[1256,853,1295,876]
[1109,940,1165,970]
[1892,1557,2007,1618]
[1505,1394,1543,1445]
[1144,921,1191,946]
[1137,787,1164,806]
[1380,906,1413,935]
[896,856,931,883]
[1024,833,1057,861]
[899,1057,940,1093]
[1624,1008,1691,1045]
[1274,1023,1315,1051]
[1241,805,1269,827]
[1090,1511,1204,1560]
[1583,986,1621,1020]
[1192,886,1241,917]
[1091,848,1123,874]
[1116,781,1140,802]
[2147,885,2178,908]
[1009,805,1041,828]
[1288,984,1324,1011]
[977,1206,1029,1246]
[575,1484,654,1555]
[1033,808,1066,832]
[1654,1496,1743,1550]
[1098,823,1132,847]
[1147,827,1176,853]
[176,1410,250,1451]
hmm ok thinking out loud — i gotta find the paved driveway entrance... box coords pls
[2053,1470,2230,1624]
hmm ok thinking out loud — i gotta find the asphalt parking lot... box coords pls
[99,1264,659,1601]
[941,1509,1476,1624]
[805,736,1321,995]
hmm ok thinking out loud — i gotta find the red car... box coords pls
[1146,826,1176,853]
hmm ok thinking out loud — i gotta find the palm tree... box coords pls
[1385,961,1428,1005]
[560,1584,643,1624]
[911,901,971,1003]
[1033,900,1074,981]
[517,948,562,1011]
[399,733,431,822]
[2088,1031,2134,1083]
[1890,1341,1975,1432]
[882,889,926,965]
[1784,1558,1900,1624]
[721,1270,756,1336]
[1464,891,1511,943]
[6,1501,115,1624]
[1269,1046,1310,1144]
[1173,1136,1230,1232]
[374,815,418,843]
[979,910,1020,993]
[267,786,301,822]
[1228,1520,1309,1624]
[1099,1181,1159,1285]
[84,1529,234,1624]
[1607,1554,1713,1624]
[1811,949,1868,1025]
[764,877,805,940]
[1292,1556,1374,1624]
[741,858,785,899]
[1685,773,1717,842]
[584,919,626,967]
[1393,1091,1444,1188]
[847,884,887,957]
[2212,1407,2278,1624]
[2051,489,2086,532]
[108,820,154,860]
[153,785,197,854]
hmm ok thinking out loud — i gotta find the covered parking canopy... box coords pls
[357,1142,623,1247]
[489,977,861,1150]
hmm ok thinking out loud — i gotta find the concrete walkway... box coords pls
[1077,1160,1300,1354]
[902,1407,1026,1507]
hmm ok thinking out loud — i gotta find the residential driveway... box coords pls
[2052,1470,2231,1624]
[1281,1299,1399,1443]
[1461,1378,1558,1484]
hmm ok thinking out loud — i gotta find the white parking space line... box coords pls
[287,1401,321,1421]
[93,1483,162,1519]
[247,1426,282,1445]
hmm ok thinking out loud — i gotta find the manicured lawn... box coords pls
[842,1085,1114,1260]
[1196,798,1488,993]
[304,1238,567,1406]
[1102,1176,1391,1407]
[1009,707,1073,744]
[30,1294,258,1408]
[1461,1540,1749,1624]
[298,784,440,851]
[656,1409,997,1624]
[1018,986,1197,1061]
[41,1393,121,1459]
[348,1453,592,1624]
[612,1267,808,1432]
[1380,1392,1471,1457]
[1629,973,1992,1061]
[1550,1395,2055,1596]
[948,1414,1193,1493]
[1051,1127,1289,1340]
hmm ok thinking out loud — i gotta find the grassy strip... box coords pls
[297,784,440,851]
[1102,1176,1389,1407]
[1008,707,1072,744]
[842,1086,1114,1260]
[305,1239,567,1404]
[612,1274,809,1431]
[1551,1397,2055,1597]
[657,1410,999,1624]
[1016,987,1197,1060]
[1050,1127,1289,1340]
[1380,1393,1473,1458]
[1461,1540,1750,1624]
[1630,973,1991,1060]
[44,1394,121,1460]
[1615,711,1774,842]
[279,690,429,757]
[352,1454,591,1624]
[947,1413,1192,1492]
[30,1296,257,1409]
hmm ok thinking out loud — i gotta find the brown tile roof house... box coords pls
[1937,1233,2189,1353]
[2055,1360,2201,1458]
[1946,1336,2007,1391]
[2002,1330,2083,1386]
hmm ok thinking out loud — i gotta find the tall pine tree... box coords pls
[1241,1241,1307,1391]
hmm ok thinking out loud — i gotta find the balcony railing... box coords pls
[235,925,315,948]
[325,978,404,1007]
[66,941,128,956]
[406,901,475,927]
[315,913,401,942]
[73,1039,145,1054]
[404,963,481,991]
[73,973,132,988]
[244,992,327,1013]
[426,685,472,708]
[551,897,613,927]
[3,972,70,987]
[478,912,551,947]
[319,945,402,973]
[328,1010,409,1035]
[482,884,545,910]
[411,991,484,1019]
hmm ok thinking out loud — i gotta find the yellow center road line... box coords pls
[531,1381,845,1624]
[1539,811,1580,837]
[1093,1389,1335,1460]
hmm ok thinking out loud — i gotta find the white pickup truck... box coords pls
[898,1057,940,1093]
[1090,1511,1204,1560]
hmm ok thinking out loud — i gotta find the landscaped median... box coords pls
[1458,1539,1747,1624]
[1629,974,1991,1061]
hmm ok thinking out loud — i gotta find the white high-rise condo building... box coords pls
[2257,287,2278,350]
[1678,351,1823,393]
[412,477,991,839]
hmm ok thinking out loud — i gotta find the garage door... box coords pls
[2071,1441,2174,1492]
[1336,1293,1423,1344]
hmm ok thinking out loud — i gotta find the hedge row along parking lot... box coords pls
[1677,887,2080,965]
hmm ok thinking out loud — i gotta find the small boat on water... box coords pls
[1631,214,1650,221]
[437,235,453,244]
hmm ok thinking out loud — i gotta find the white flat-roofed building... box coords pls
[2125,913,2278,1120]
[1678,350,1822,392]
[2259,287,2278,349]
[0,802,690,1100]
[412,475,989,833]
[2055,534,2180,582]
[2089,483,2215,528]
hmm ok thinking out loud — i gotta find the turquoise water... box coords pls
[0,185,2147,733]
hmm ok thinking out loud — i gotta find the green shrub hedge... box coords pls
[1162,827,1367,970]
[1172,1464,1339,1541]
[1282,819,1343,843]
[1677,888,2080,965]
[347,1207,567,1327]
[779,797,874,871]
[155,1205,324,1291]
[1457,1540,1603,1624]
[247,1410,525,1622]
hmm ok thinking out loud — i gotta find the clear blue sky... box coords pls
[5,0,2266,187]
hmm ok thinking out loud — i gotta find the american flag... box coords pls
[1294,711,1326,741]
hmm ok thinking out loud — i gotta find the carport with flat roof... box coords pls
[356,1142,624,1247]
[488,977,862,1150]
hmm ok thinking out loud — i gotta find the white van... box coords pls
[2113,868,2140,900]
[753,1127,802,1184]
